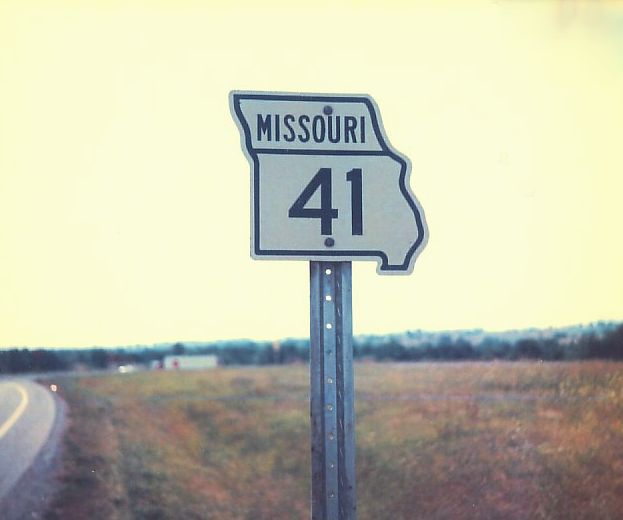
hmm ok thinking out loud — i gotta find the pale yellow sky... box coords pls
[1,1,622,348]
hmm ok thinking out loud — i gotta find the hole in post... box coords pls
[325,295,332,302]
[326,323,333,330]
[325,268,332,275]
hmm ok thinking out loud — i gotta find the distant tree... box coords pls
[564,337,590,360]
[451,339,476,360]
[374,340,407,361]
[30,349,66,372]
[540,339,564,361]
[257,343,276,365]
[515,339,542,359]
[586,324,623,359]
[90,349,109,369]
[478,337,509,360]
[172,342,186,355]
[219,342,259,365]
[608,325,623,359]
[353,339,375,360]
[419,342,436,360]
[583,333,605,359]
[0,351,8,373]
[435,335,454,360]
[280,340,308,363]
[7,349,32,373]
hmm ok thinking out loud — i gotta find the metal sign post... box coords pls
[230,90,428,520]
[310,261,355,520]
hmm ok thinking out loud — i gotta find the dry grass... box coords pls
[45,362,623,519]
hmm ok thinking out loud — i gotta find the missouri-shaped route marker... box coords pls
[230,91,428,274]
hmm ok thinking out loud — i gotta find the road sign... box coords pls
[230,90,428,520]
[230,91,428,275]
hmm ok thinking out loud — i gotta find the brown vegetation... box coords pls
[45,362,623,519]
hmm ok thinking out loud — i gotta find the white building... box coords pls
[162,355,218,370]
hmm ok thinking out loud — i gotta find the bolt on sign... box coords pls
[230,91,428,520]
[230,91,428,274]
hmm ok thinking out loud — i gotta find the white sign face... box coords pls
[230,91,428,274]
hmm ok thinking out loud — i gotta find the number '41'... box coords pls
[288,168,363,236]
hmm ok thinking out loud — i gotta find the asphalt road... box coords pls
[0,379,59,515]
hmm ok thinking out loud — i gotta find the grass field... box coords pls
[44,362,623,519]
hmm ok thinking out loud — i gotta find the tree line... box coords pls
[1,323,622,375]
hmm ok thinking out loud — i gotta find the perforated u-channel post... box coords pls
[310,261,356,520]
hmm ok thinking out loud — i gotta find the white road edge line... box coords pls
[0,383,29,440]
